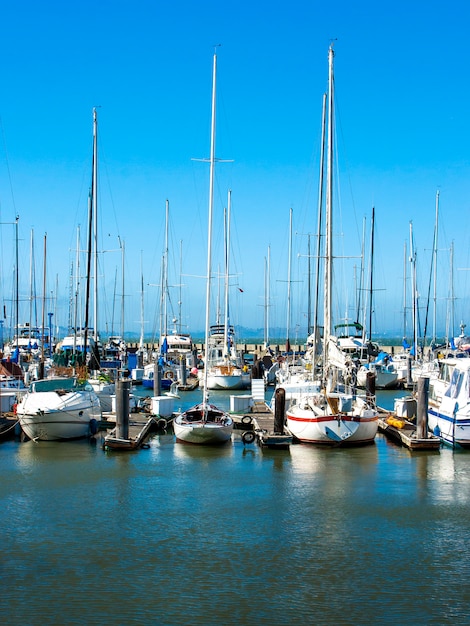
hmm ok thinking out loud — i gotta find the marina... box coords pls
[1,386,469,625]
[1,7,470,624]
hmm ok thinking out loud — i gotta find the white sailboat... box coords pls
[173,50,233,445]
[205,192,249,390]
[286,45,378,445]
[17,110,104,440]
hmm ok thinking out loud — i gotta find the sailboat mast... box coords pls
[286,207,292,352]
[203,50,218,404]
[432,190,439,344]
[92,107,98,343]
[121,239,125,339]
[402,239,407,342]
[223,191,232,358]
[313,92,326,364]
[409,221,418,359]
[324,44,334,350]
[41,234,47,366]
[139,252,145,350]
[164,199,169,338]
[368,207,375,341]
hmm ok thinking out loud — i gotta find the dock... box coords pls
[230,380,292,449]
[377,408,441,451]
[0,414,19,440]
[102,414,159,451]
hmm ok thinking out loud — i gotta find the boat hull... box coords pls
[286,404,378,445]
[173,402,233,445]
[428,403,470,448]
[206,372,250,390]
[17,389,101,441]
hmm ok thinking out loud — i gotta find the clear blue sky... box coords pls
[1,0,469,342]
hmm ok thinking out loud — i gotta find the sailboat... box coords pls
[173,51,233,445]
[285,45,378,445]
[17,111,103,440]
[205,191,249,390]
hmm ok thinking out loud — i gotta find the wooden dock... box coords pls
[250,401,292,449]
[0,415,19,440]
[102,414,162,451]
[229,380,292,449]
[377,409,441,451]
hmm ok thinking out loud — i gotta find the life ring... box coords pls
[242,431,256,444]
[157,418,167,430]
[164,370,175,380]
[241,415,252,425]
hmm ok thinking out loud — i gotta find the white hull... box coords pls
[205,371,250,390]
[428,399,470,448]
[17,378,102,441]
[357,366,399,389]
[173,402,233,445]
[286,396,378,445]
[426,357,470,448]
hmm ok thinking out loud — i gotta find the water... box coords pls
[1,388,469,625]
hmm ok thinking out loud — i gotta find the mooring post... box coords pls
[365,371,376,399]
[407,357,412,385]
[181,359,187,385]
[416,376,429,439]
[274,387,286,434]
[153,361,162,396]
[116,378,131,440]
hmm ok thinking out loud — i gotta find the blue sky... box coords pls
[1,0,470,342]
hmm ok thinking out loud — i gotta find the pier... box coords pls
[377,379,441,451]
[231,380,292,449]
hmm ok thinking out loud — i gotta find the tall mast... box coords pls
[178,239,183,334]
[313,92,326,365]
[368,207,375,342]
[139,252,144,350]
[409,221,418,360]
[286,207,293,353]
[432,190,439,344]
[402,239,407,342]
[203,50,218,405]
[223,190,232,358]
[121,239,125,339]
[324,44,334,353]
[92,107,98,343]
[264,246,271,348]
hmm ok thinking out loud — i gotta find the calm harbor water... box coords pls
[1,387,469,625]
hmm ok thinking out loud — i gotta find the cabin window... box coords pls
[445,369,463,399]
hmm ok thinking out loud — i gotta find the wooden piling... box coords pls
[366,371,376,398]
[153,362,161,397]
[416,376,429,439]
[274,387,285,434]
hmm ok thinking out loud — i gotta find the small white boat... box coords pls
[173,402,233,445]
[17,376,102,441]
